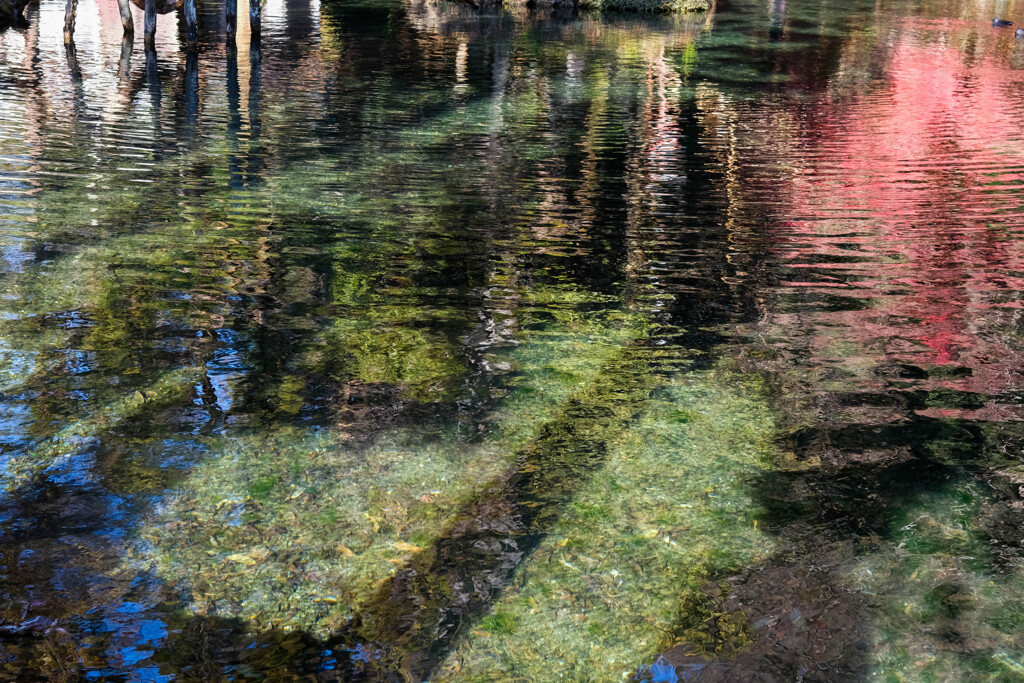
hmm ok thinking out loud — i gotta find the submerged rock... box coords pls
[645,565,868,682]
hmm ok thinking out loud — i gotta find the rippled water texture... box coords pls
[2,0,1024,679]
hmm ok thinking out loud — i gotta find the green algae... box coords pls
[841,477,1024,683]
[306,322,467,403]
[331,340,675,680]
[435,367,777,681]
[138,284,654,636]
[479,613,520,636]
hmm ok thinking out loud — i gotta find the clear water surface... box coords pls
[1,0,1024,679]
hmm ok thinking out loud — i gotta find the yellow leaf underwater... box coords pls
[393,541,425,553]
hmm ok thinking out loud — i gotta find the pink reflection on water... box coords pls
[763,23,1024,418]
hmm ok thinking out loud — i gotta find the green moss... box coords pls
[480,613,519,635]
[436,369,777,681]
[572,502,612,522]
[247,476,279,500]
[343,327,466,402]
[138,281,653,635]
[670,408,696,423]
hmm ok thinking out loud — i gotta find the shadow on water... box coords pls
[0,336,722,682]
[325,331,728,681]
[635,396,1024,680]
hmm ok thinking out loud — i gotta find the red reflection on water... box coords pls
[765,25,1024,416]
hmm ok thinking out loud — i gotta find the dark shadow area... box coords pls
[646,403,1024,681]
[647,565,869,682]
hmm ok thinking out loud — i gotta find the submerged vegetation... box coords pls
[1,0,1024,678]
[144,286,653,639]
[437,369,777,680]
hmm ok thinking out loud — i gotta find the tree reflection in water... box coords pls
[1,0,1024,680]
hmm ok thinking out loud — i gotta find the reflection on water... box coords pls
[716,9,1024,679]
[1,0,1024,679]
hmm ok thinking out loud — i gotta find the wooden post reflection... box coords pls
[144,0,157,49]
[249,0,261,44]
[63,0,77,44]
[65,39,86,121]
[65,40,82,84]
[117,0,134,34]
[118,32,133,81]
[247,40,262,183]
[227,43,243,190]
[183,0,198,44]
[226,0,237,41]
[184,46,199,132]
[145,41,160,124]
